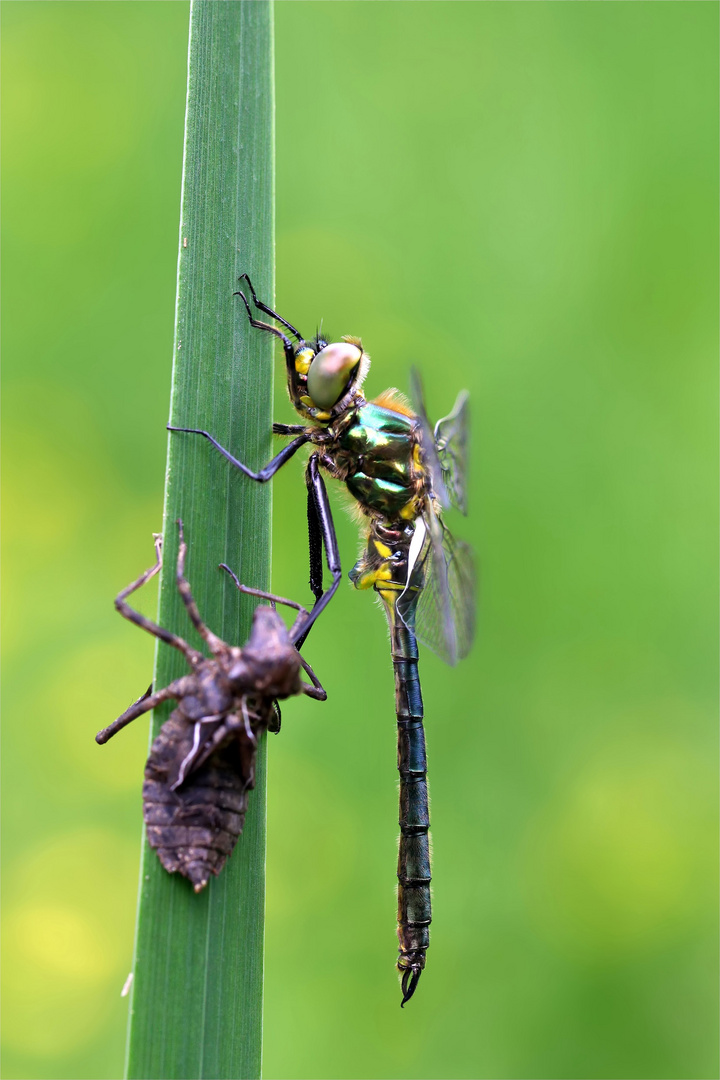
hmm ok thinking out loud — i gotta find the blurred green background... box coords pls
[2,2,718,1078]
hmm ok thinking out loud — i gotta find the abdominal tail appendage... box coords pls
[400,963,423,1007]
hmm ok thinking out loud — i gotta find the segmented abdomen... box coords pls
[393,620,432,1003]
[143,710,258,892]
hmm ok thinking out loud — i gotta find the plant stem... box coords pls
[126,3,274,1077]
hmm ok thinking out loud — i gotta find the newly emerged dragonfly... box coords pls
[96,521,326,892]
[169,277,475,1002]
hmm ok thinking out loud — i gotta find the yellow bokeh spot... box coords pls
[2,829,138,1056]
[5,905,112,984]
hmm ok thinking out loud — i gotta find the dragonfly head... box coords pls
[288,336,370,422]
[227,607,302,698]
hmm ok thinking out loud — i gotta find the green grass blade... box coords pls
[125,2,274,1077]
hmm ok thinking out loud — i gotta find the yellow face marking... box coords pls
[373,539,393,559]
[299,393,331,422]
[294,349,314,376]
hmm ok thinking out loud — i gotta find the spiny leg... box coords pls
[219,566,311,618]
[116,533,162,601]
[126,683,153,711]
[115,534,202,666]
[175,519,224,654]
[219,458,341,647]
[166,427,309,483]
[166,442,342,647]
[293,454,342,650]
[236,274,303,341]
[298,655,326,701]
[307,469,325,607]
[96,678,189,744]
[269,701,282,734]
[273,422,307,436]
[220,564,315,643]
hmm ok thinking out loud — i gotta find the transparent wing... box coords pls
[435,390,469,516]
[410,367,470,514]
[409,367,450,509]
[397,506,476,666]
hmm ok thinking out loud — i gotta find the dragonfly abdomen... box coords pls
[393,620,432,1006]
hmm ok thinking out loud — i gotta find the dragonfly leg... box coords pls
[273,422,307,436]
[269,701,282,734]
[218,563,326,699]
[307,471,324,606]
[292,454,342,649]
[236,274,303,341]
[233,286,295,353]
[167,427,309,483]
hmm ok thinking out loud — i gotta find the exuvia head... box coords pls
[226,607,302,699]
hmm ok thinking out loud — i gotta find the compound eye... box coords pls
[306,342,362,409]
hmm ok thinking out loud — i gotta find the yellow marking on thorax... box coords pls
[354,565,392,591]
[353,539,396,591]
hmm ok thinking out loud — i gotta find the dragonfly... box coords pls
[96,521,326,892]
[169,275,475,1003]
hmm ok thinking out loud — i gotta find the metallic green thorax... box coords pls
[335,402,420,520]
